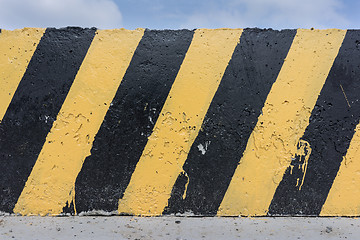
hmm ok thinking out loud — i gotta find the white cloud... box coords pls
[0,0,122,30]
[181,0,350,29]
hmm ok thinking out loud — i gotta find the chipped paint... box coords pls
[197,141,210,155]
[292,140,311,191]
[13,29,144,216]
[117,29,243,216]
[0,28,360,217]
[218,29,346,216]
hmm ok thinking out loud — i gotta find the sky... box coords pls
[0,0,359,30]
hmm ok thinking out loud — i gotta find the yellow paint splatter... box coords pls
[218,29,346,216]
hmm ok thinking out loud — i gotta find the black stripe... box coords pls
[163,29,297,216]
[74,30,194,213]
[0,27,96,213]
[269,30,360,216]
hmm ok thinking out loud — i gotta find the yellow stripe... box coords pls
[218,29,346,216]
[117,28,243,216]
[320,123,360,216]
[13,29,145,216]
[0,28,45,121]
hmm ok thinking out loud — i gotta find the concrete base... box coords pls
[0,216,358,240]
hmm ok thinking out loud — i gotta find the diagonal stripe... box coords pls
[0,27,96,213]
[0,28,45,121]
[74,29,194,213]
[320,124,360,216]
[163,29,296,216]
[289,30,360,217]
[269,30,360,216]
[13,29,144,216]
[218,29,346,216]
[118,29,243,216]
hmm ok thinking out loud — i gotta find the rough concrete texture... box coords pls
[1,28,360,217]
[0,216,359,240]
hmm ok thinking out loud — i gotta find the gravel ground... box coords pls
[0,215,359,239]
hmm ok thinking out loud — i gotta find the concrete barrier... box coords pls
[0,27,359,216]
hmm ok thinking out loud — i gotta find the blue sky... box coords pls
[0,0,359,30]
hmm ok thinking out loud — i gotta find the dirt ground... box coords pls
[0,215,358,239]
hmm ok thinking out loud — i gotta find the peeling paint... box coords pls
[292,140,311,191]
[12,28,144,216]
[117,29,243,216]
[219,29,346,216]
[0,28,359,217]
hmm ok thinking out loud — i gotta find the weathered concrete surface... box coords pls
[1,28,360,217]
[0,216,359,240]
